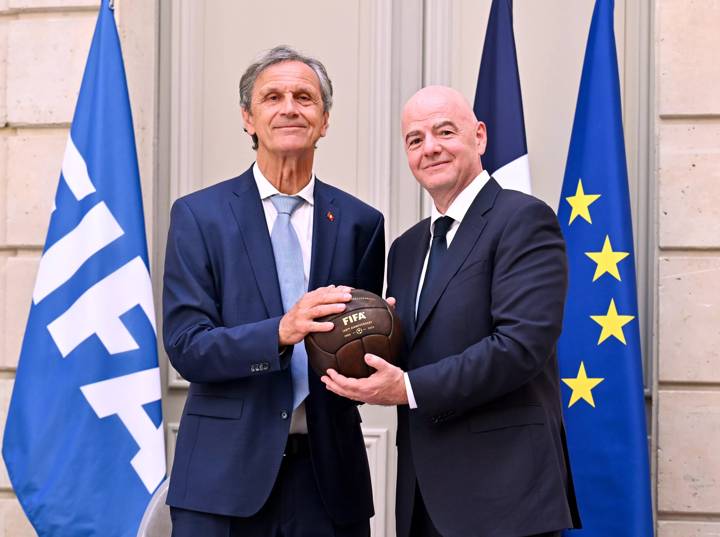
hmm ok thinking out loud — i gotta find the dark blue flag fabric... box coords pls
[557,1,653,536]
[473,0,531,193]
[2,1,165,535]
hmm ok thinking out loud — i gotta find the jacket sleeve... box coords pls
[162,198,290,383]
[407,200,568,418]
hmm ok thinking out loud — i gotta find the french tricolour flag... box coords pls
[474,0,532,194]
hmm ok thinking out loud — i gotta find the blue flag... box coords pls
[557,1,653,536]
[2,1,165,535]
[473,0,532,193]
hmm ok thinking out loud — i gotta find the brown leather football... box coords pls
[304,289,403,378]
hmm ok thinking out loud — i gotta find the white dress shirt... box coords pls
[253,162,314,433]
[404,170,491,409]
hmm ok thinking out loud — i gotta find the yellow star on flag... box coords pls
[590,298,635,345]
[562,361,604,408]
[585,235,630,281]
[565,178,601,225]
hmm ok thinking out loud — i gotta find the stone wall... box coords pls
[655,1,720,536]
[0,0,156,534]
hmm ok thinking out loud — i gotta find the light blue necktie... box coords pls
[270,195,309,409]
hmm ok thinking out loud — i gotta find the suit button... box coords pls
[281,410,289,420]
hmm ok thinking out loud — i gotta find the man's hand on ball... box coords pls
[321,353,409,406]
[385,296,397,310]
[278,285,352,346]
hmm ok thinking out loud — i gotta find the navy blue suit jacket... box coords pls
[162,166,384,523]
[388,178,581,537]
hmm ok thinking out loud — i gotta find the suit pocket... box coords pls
[469,405,544,433]
[185,395,244,419]
[450,258,489,287]
[463,406,548,500]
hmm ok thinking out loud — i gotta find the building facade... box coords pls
[0,0,718,535]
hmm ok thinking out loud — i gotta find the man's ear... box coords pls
[476,121,488,156]
[319,111,330,138]
[241,107,256,136]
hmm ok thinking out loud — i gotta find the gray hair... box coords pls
[239,45,333,150]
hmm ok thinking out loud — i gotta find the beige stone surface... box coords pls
[5,129,66,246]
[0,254,6,369]
[8,0,96,8]
[1,255,38,370]
[0,498,34,537]
[0,133,8,243]
[0,21,8,126]
[658,0,720,116]
[658,390,720,514]
[658,122,720,248]
[6,14,95,125]
[0,379,13,490]
[658,521,720,537]
[658,257,720,382]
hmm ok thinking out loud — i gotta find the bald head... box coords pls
[402,86,478,132]
[401,86,487,213]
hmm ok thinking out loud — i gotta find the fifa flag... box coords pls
[2,1,165,535]
[473,0,532,194]
[557,1,653,536]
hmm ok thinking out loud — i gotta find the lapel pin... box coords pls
[326,211,335,222]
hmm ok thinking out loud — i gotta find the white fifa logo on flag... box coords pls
[33,137,163,493]
[80,369,165,493]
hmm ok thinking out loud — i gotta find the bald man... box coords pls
[322,86,581,537]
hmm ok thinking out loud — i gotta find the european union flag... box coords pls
[557,1,653,535]
[2,1,165,535]
[473,0,532,194]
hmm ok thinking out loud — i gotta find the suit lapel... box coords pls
[308,180,339,289]
[398,220,430,343]
[412,178,502,342]
[227,168,284,317]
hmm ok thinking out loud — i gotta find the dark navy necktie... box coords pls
[417,216,454,320]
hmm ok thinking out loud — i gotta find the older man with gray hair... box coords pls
[162,45,384,537]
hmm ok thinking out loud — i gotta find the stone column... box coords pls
[655,1,720,536]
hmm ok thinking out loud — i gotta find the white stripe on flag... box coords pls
[33,202,124,304]
[80,367,166,493]
[492,153,532,194]
[62,136,96,201]
[47,256,156,358]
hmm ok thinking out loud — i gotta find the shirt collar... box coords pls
[430,170,491,232]
[253,162,315,205]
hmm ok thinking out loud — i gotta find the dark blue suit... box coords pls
[162,166,384,526]
[388,178,581,537]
